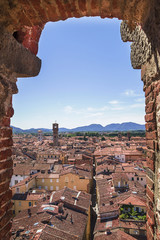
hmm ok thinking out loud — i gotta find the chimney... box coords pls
[28,209,31,217]
[58,203,64,214]
[70,214,73,224]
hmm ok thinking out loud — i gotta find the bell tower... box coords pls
[53,122,58,146]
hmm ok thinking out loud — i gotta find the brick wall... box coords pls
[0,95,13,239]
[142,59,160,239]
[0,0,150,33]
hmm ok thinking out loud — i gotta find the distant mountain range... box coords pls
[12,122,145,134]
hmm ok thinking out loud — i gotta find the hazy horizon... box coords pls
[12,121,145,130]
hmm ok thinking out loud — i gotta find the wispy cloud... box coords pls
[135,98,144,103]
[109,100,119,105]
[130,103,145,109]
[64,105,73,113]
[111,107,124,111]
[123,90,142,97]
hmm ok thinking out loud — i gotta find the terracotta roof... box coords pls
[11,198,89,240]
[50,187,91,212]
[119,195,146,207]
[94,229,137,240]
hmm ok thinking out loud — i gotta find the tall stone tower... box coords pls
[53,123,58,146]
[118,132,122,141]
[127,131,131,141]
[38,130,43,142]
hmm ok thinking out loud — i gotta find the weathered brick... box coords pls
[147,150,155,161]
[145,92,154,105]
[0,221,12,239]
[145,84,152,97]
[146,131,157,140]
[0,128,12,139]
[0,181,10,196]
[55,0,68,19]
[146,175,154,191]
[0,159,13,171]
[0,190,12,207]
[0,138,13,149]
[145,112,156,122]
[145,101,155,114]
[1,117,10,127]
[0,149,12,161]
[6,107,14,118]
[0,210,12,229]
[146,140,155,150]
[156,83,160,95]
[146,157,155,171]
[0,201,12,219]
[146,186,154,202]
[145,122,156,132]
[0,168,13,183]
[146,223,154,240]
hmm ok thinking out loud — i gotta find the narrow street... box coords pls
[90,161,97,240]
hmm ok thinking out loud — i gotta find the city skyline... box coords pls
[11,17,145,129]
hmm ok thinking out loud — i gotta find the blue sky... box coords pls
[11,17,145,129]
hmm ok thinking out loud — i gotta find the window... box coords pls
[19,201,21,206]
[56,186,59,190]
[73,186,76,190]
[29,202,31,207]
[16,188,20,193]
[137,177,139,181]
[141,178,143,181]
[132,177,134,181]
[56,179,59,183]
[39,186,41,189]
[42,179,44,183]
[50,186,53,190]
[45,186,48,190]
[13,210,15,215]
[50,179,52,182]
[65,177,69,183]
[133,230,139,235]
[15,180,18,185]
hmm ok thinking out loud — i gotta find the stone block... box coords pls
[0,31,41,78]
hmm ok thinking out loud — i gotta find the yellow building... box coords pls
[11,174,45,216]
[36,173,92,193]
[11,174,37,195]
[11,167,92,216]
[37,150,60,161]
[12,191,45,216]
[36,168,92,193]
[59,172,91,193]
[36,173,60,191]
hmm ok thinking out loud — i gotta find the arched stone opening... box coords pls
[0,0,160,239]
